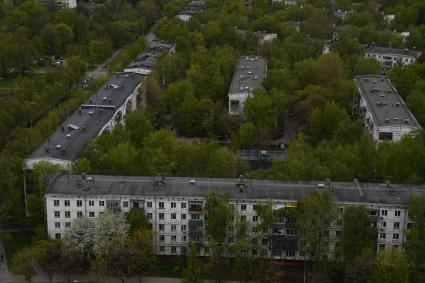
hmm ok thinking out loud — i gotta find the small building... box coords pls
[363,46,421,71]
[353,76,421,142]
[176,0,206,22]
[228,56,268,115]
[322,43,332,54]
[234,28,278,44]
[38,0,77,9]
[124,40,176,75]
[334,10,349,20]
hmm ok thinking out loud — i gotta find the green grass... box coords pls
[0,77,17,89]
[3,231,33,268]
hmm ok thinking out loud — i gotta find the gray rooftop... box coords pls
[355,75,421,128]
[178,0,205,16]
[126,40,175,71]
[46,174,425,207]
[27,72,144,163]
[364,46,422,58]
[228,56,268,95]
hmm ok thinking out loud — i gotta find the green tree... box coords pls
[303,9,331,39]
[33,240,62,283]
[89,39,113,65]
[182,244,203,283]
[341,206,376,262]
[126,210,151,234]
[130,228,157,283]
[125,109,153,145]
[238,122,255,149]
[308,102,348,142]
[314,53,345,86]
[295,190,338,267]
[405,196,425,280]
[369,247,409,283]
[10,247,37,283]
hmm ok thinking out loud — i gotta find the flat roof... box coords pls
[46,174,425,207]
[364,46,421,58]
[27,72,144,164]
[125,40,175,71]
[355,75,421,128]
[178,0,205,16]
[228,56,268,95]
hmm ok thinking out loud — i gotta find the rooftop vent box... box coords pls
[385,118,390,123]
[189,179,196,184]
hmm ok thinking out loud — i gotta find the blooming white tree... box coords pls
[63,217,95,256]
[93,210,129,256]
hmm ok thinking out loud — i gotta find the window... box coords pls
[55,222,60,228]
[147,201,152,208]
[171,213,176,220]
[286,250,295,257]
[171,202,176,208]
[55,233,61,240]
[123,201,128,208]
[253,205,257,211]
[64,200,70,207]
[159,224,164,231]
[339,207,344,214]
[253,216,258,222]
[181,214,186,220]
[159,202,164,209]
[382,221,387,228]
[89,200,94,206]
[77,211,83,218]
[241,204,246,211]
[182,235,187,241]
[147,213,152,219]
[54,200,59,207]
[191,214,201,220]
[252,249,257,256]
[159,246,164,252]
[171,224,177,231]
[273,250,280,257]
[77,200,82,207]
[240,215,246,221]
[381,210,388,216]
[337,219,343,226]
[54,211,60,218]
[99,201,105,206]
[171,246,177,254]
[394,222,400,229]
[393,233,399,240]
[181,225,187,231]
[181,203,186,209]
[65,211,71,218]
[159,235,165,242]
[395,210,401,217]
[89,211,95,218]
[336,231,342,238]
[159,213,164,220]
[171,235,177,241]
[380,233,386,239]
[65,222,71,228]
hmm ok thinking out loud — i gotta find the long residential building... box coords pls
[228,56,268,115]
[45,174,425,260]
[363,46,421,71]
[26,40,176,170]
[353,75,421,142]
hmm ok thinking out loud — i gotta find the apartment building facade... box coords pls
[364,46,421,71]
[353,75,421,142]
[45,175,423,261]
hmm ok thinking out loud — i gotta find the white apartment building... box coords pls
[38,0,77,9]
[45,175,424,260]
[228,56,268,115]
[354,76,421,142]
[364,46,421,71]
[25,72,144,170]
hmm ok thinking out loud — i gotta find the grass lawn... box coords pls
[0,77,17,89]
[3,231,33,268]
